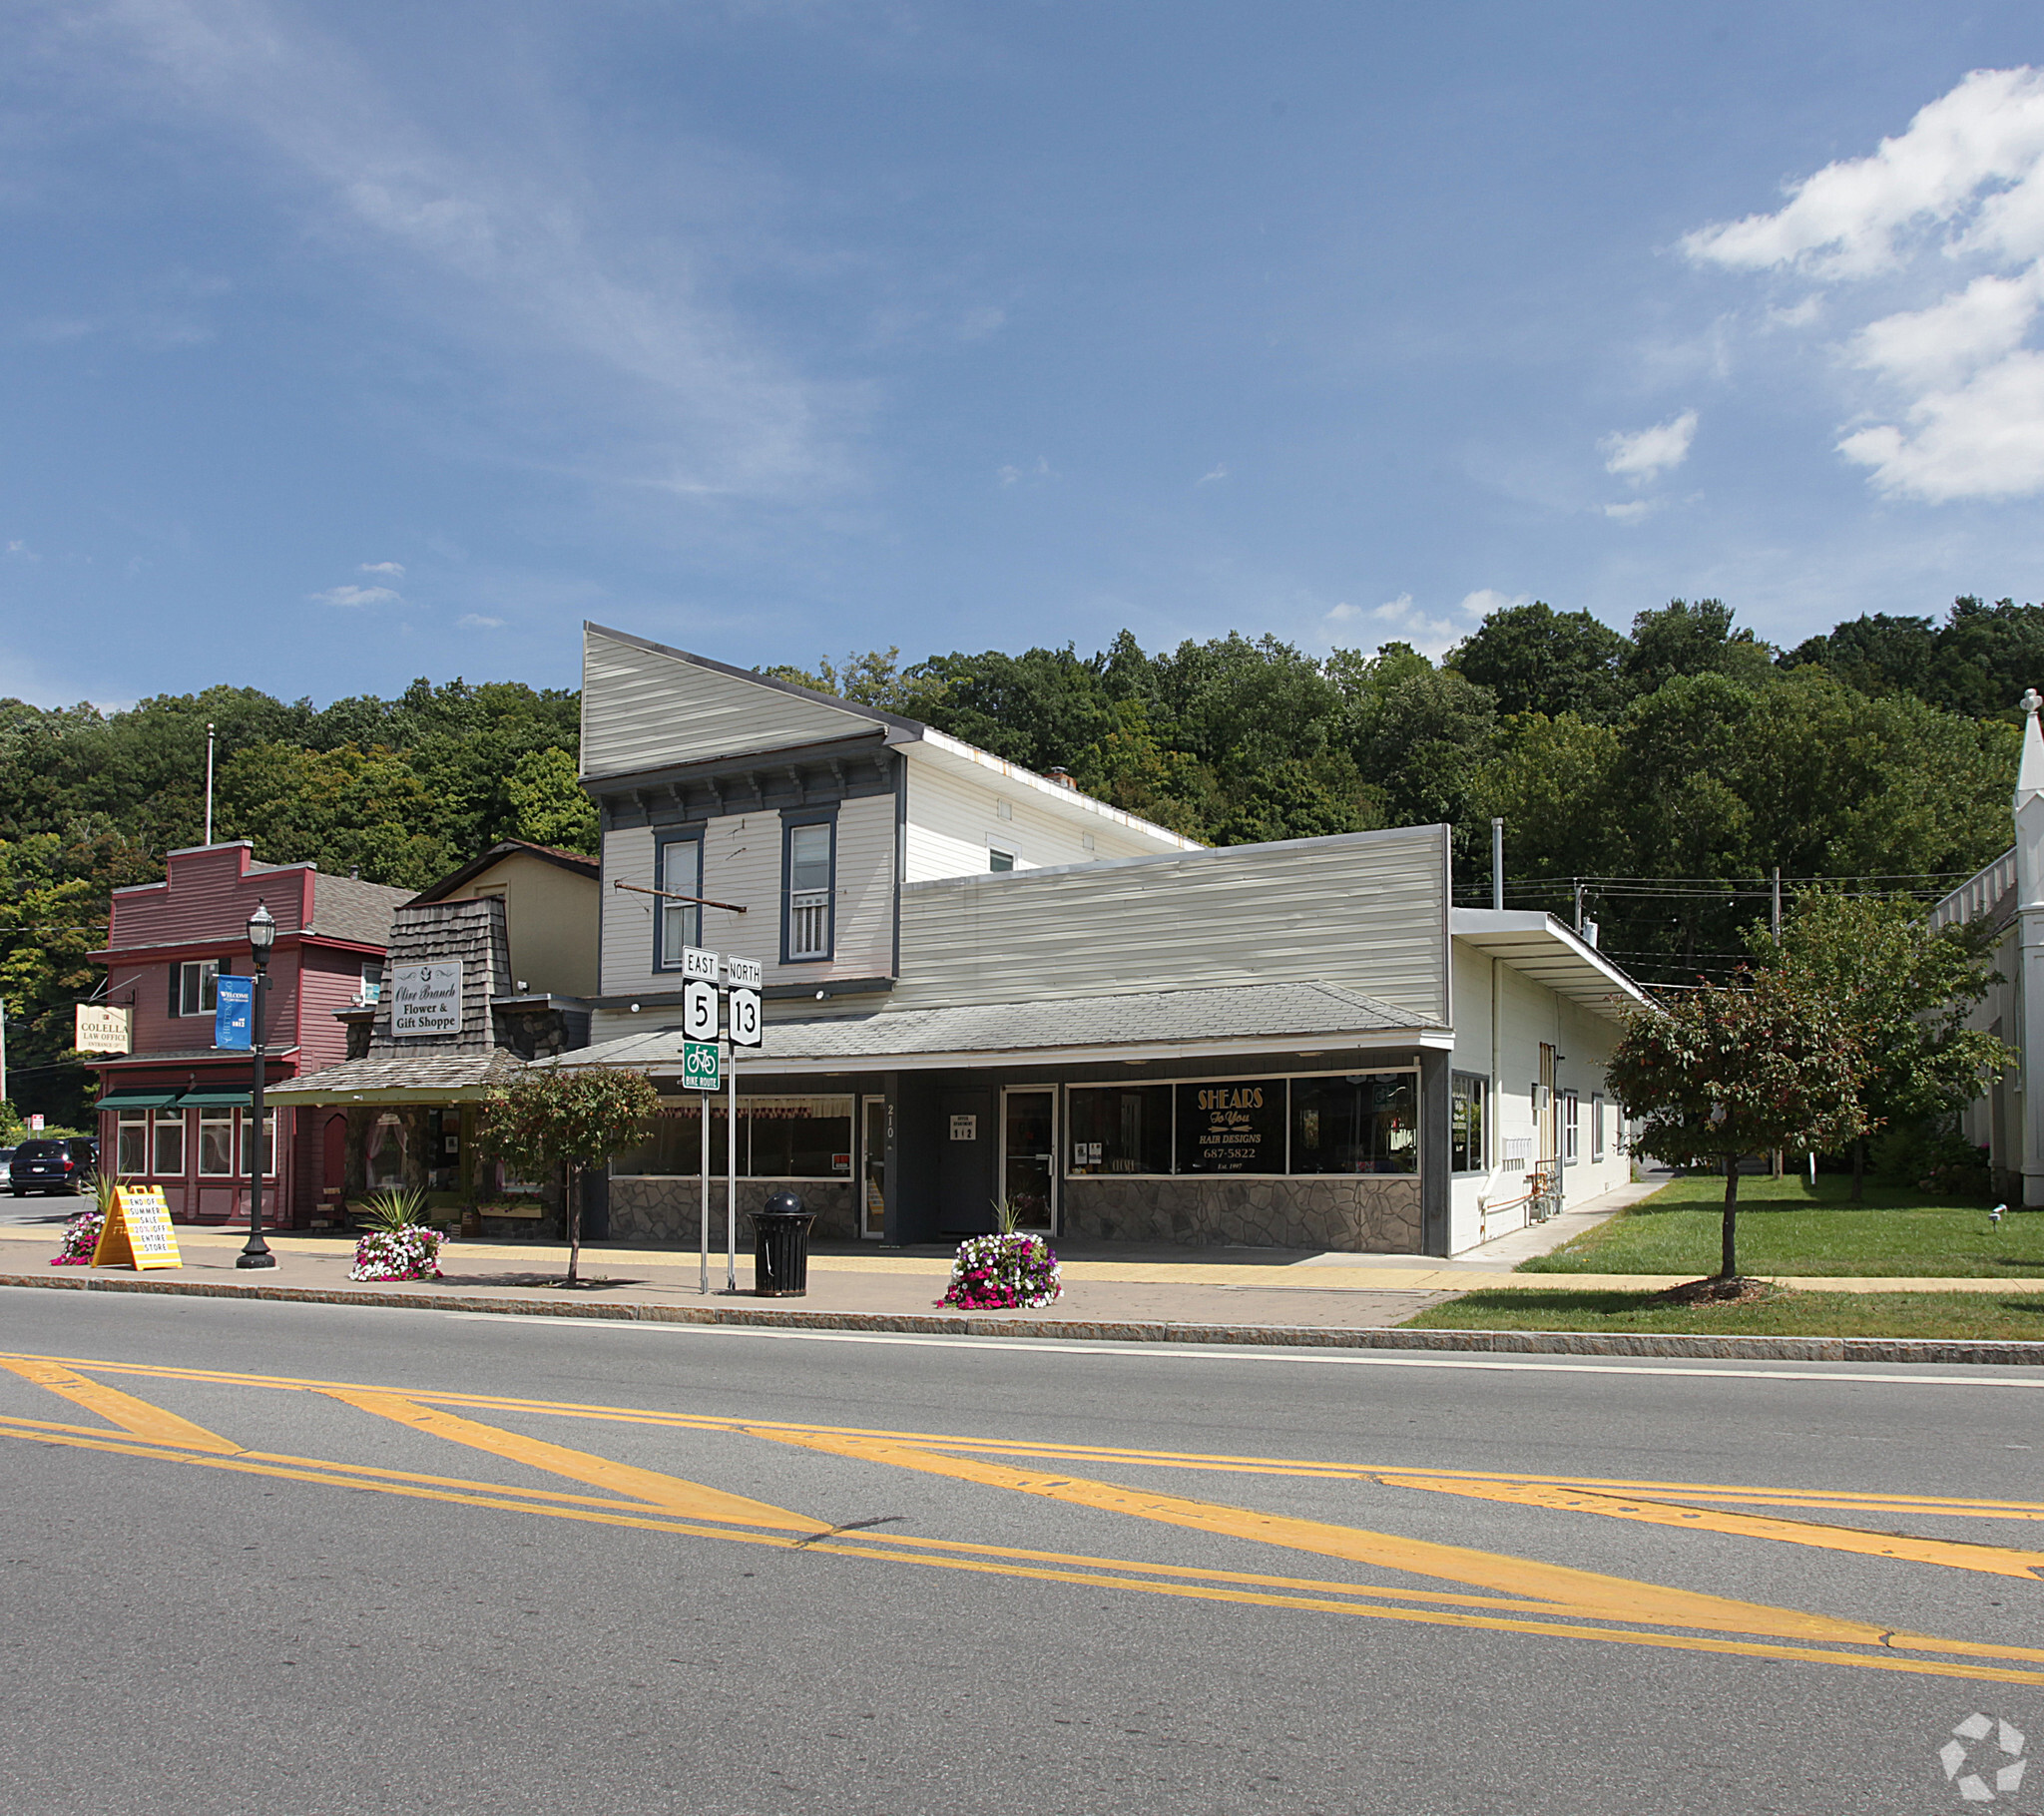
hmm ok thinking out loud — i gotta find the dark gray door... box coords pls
[937,1090,996,1234]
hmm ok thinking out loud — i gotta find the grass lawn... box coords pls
[1519,1172,2044,1278]
[1399,1287,2044,1340]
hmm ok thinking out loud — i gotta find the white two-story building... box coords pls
[566,623,1646,1254]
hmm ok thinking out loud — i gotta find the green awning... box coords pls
[176,1089,256,1108]
[96,1090,181,1110]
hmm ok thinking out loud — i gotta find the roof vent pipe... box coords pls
[1490,818,1504,912]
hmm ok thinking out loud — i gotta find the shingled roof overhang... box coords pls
[537,981,1447,1080]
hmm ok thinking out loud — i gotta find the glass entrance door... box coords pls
[1001,1089,1056,1231]
[860,1097,886,1239]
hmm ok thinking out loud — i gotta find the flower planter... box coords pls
[50,1209,103,1266]
[348,1225,444,1282]
[940,1231,1062,1310]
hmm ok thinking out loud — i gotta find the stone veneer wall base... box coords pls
[1062,1174,1422,1253]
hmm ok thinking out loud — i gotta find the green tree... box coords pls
[505,747,598,853]
[1623,600,1775,695]
[1606,970,1869,1281]
[218,741,457,888]
[474,1067,662,1284]
[1450,602,1631,720]
[1750,890,2012,1198]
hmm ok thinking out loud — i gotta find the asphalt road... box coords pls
[3,1287,2041,1816]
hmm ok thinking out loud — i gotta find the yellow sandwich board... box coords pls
[91,1184,183,1271]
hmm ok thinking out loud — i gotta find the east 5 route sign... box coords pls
[682,1041,722,1092]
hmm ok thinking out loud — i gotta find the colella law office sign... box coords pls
[390,962,464,1038]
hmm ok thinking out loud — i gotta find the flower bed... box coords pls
[50,1210,103,1266]
[348,1224,444,1282]
[940,1231,1062,1310]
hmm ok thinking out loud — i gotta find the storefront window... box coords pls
[748,1097,854,1177]
[1290,1075,1417,1174]
[1450,1075,1486,1173]
[613,1103,731,1176]
[365,1115,407,1190]
[1066,1085,1172,1174]
[153,1110,186,1177]
[611,1097,853,1178]
[198,1112,236,1176]
[115,1113,148,1176]
[1175,1079,1286,1174]
[240,1109,276,1178]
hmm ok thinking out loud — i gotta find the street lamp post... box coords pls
[237,901,277,1270]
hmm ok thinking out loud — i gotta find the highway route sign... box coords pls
[681,1041,722,1092]
[682,979,719,1042]
[728,987,763,1048]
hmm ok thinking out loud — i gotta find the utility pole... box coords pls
[0,996,8,1109]
[1573,880,1586,934]
[1771,866,1782,941]
[204,722,216,846]
[1491,818,1504,912]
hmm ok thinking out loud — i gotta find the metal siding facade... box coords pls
[581,627,874,780]
[892,825,1450,1021]
[600,793,895,997]
[900,755,1163,881]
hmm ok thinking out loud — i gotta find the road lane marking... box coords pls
[7,1416,2043,1689]
[1376,1476,2044,1581]
[0,1355,239,1453]
[319,1389,827,1534]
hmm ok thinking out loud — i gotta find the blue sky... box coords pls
[4,1,2042,708]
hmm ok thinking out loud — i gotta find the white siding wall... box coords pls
[1446,943,1627,1254]
[892,825,1451,1020]
[582,627,876,780]
[901,757,1164,881]
[600,792,897,1002]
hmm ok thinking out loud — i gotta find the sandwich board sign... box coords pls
[91,1184,183,1271]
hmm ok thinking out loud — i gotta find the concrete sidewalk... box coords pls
[5,1167,2042,1334]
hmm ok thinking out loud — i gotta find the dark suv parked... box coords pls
[10,1137,98,1196]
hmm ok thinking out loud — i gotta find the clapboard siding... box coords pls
[601,793,896,996]
[581,626,879,780]
[902,757,1167,881]
[892,824,1451,1022]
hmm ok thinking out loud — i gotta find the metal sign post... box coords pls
[681,1037,722,1293]
[726,1039,738,1292]
[724,960,763,1292]
[699,1082,710,1295]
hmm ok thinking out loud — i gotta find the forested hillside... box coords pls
[2,596,2033,1123]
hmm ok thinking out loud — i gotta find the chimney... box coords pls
[1046,766,1077,790]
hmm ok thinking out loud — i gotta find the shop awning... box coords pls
[177,1089,256,1108]
[95,1089,181,1109]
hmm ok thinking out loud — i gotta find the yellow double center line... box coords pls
[4,1349,2040,1686]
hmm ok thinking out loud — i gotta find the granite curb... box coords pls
[7,1270,2043,1367]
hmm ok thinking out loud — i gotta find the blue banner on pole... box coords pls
[214,974,254,1051]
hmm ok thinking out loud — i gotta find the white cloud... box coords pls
[358,560,405,578]
[1684,68,2044,502]
[1601,499,1658,524]
[1838,348,2044,499]
[1683,67,2044,278]
[1322,601,1360,623]
[309,584,401,608]
[456,612,505,629]
[997,456,1053,485]
[1357,589,1523,660]
[1197,463,1229,484]
[1600,409,1698,484]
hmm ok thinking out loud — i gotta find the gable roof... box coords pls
[409,839,600,906]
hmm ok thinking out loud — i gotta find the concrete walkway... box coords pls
[5,1173,2041,1341]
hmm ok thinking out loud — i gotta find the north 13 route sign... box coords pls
[91,1185,182,1271]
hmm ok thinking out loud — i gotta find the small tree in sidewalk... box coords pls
[1605,970,1868,1284]
[474,1067,661,1285]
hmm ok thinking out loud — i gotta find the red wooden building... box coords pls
[88,842,411,1226]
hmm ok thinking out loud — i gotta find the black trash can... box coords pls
[751,1189,815,1297]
